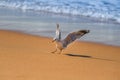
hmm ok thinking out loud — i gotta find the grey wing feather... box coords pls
[62,30,89,48]
[62,32,79,48]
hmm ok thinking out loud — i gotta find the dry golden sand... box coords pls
[0,30,120,80]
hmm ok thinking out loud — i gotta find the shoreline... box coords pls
[1,29,120,47]
[0,7,120,46]
[0,30,120,55]
[1,29,120,48]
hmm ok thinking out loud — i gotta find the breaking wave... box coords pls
[0,0,120,23]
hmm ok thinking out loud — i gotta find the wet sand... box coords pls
[0,30,120,80]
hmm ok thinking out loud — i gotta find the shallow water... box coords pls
[0,7,120,46]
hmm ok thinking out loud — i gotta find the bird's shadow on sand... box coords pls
[65,54,92,58]
[65,53,117,62]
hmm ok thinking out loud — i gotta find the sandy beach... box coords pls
[0,30,120,80]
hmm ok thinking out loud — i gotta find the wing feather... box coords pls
[62,30,89,48]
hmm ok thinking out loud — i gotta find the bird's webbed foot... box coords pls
[51,49,57,53]
[51,49,63,54]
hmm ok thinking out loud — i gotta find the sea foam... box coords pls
[0,0,120,23]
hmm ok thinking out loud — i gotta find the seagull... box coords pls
[52,24,90,54]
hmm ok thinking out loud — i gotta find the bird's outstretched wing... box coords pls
[62,30,90,48]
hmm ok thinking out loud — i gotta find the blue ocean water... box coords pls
[0,7,120,46]
[0,0,120,23]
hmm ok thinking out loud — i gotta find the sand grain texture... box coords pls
[0,30,120,80]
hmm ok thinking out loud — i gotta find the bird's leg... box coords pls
[51,48,57,53]
[58,49,63,54]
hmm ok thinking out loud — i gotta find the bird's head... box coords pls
[57,24,59,29]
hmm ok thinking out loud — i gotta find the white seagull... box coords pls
[52,24,90,54]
